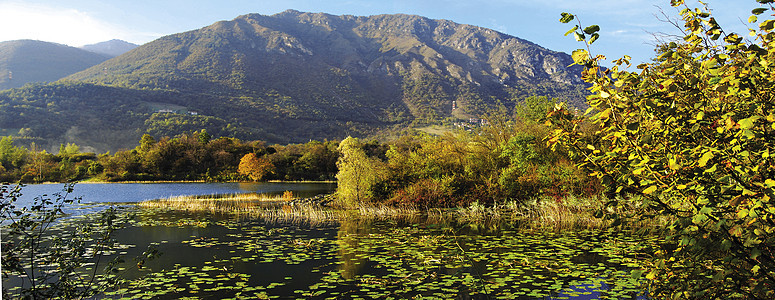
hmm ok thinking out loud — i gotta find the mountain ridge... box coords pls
[2,11,587,152]
[80,39,139,57]
[0,40,110,90]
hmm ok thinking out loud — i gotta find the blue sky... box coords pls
[0,0,756,65]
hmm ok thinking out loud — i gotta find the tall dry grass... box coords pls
[138,193,285,213]
[139,193,669,231]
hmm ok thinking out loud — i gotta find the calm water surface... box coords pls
[11,182,335,212]
[3,182,653,299]
[103,212,653,299]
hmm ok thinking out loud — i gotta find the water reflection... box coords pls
[336,218,375,279]
[3,183,653,299]
[13,182,336,204]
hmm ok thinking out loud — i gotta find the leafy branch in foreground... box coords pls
[1,184,129,299]
[550,0,775,298]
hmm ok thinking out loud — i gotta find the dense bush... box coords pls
[550,1,775,298]
[335,96,601,208]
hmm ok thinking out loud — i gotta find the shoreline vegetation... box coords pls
[79,179,336,184]
[138,192,671,232]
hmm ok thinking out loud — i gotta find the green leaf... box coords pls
[748,15,758,23]
[583,25,601,34]
[761,20,775,31]
[588,33,600,44]
[752,8,767,15]
[560,12,575,23]
[751,248,761,260]
[630,269,644,279]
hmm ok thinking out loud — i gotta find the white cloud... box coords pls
[489,18,508,33]
[0,2,139,46]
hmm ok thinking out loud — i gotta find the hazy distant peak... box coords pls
[0,39,110,90]
[80,39,138,57]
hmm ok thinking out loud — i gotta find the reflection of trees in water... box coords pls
[336,218,376,279]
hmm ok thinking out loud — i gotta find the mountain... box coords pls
[80,39,139,57]
[1,11,587,152]
[0,40,111,90]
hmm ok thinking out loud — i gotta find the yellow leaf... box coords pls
[571,49,588,64]
[643,185,658,194]
[598,108,612,120]
[698,151,714,167]
[739,117,759,130]
[669,158,680,170]
[725,117,736,130]
[646,272,656,280]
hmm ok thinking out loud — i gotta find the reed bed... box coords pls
[355,204,421,220]
[253,204,341,225]
[138,193,288,213]
[516,197,608,231]
[139,192,342,225]
[514,195,674,231]
[139,193,669,231]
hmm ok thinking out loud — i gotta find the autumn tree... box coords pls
[550,1,775,298]
[335,137,383,207]
[238,152,273,181]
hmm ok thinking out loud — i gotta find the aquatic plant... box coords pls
[106,210,659,299]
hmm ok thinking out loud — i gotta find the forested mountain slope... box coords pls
[1,11,586,152]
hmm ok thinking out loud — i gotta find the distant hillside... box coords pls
[1,11,588,152]
[80,39,139,57]
[0,40,110,90]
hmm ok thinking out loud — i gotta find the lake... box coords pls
[13,182,337,204]
[2,183,654,299]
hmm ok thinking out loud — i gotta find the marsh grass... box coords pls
[516,196,608,231]
[139,193,341,225]
[255,204,340,225]
[355,204,421,221]
[139,193,668,231]
[138,193,285,212]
